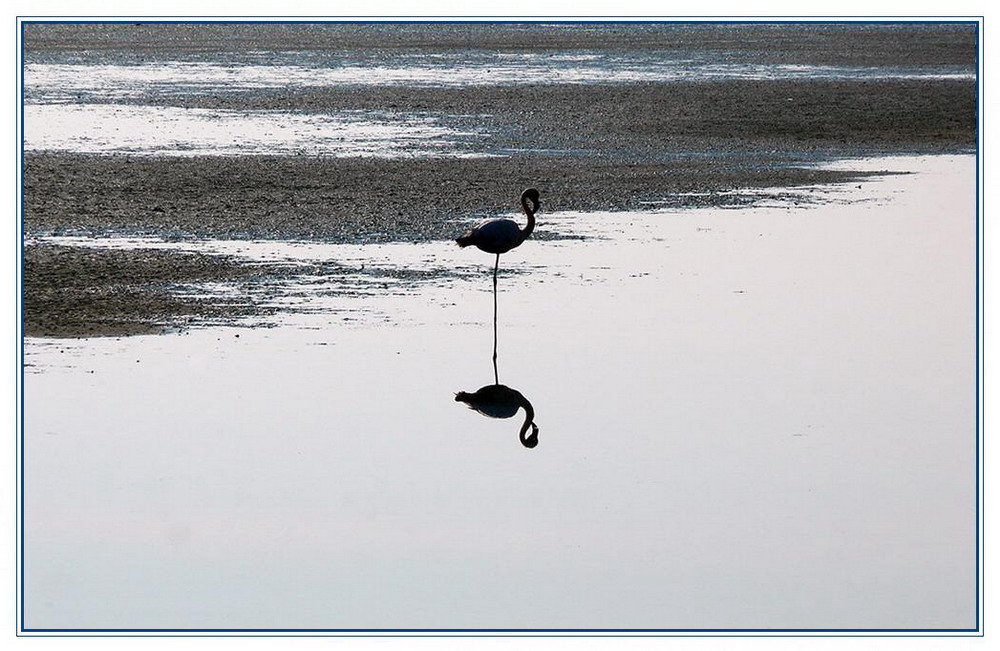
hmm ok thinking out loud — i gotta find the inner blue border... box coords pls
[15,18,984,25]
[16,16,985,637]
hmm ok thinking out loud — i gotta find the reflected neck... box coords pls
[518,402,536,444]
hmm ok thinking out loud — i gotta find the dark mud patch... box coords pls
[24,153,893,242]
[23,244,293,337]
[24,243,489,338]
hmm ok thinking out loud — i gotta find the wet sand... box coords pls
[21,23,977,337]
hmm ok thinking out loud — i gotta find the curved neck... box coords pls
[519,195,537,241]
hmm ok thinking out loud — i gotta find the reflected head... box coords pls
[521,423,539,449]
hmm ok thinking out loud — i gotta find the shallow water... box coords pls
[24,104,486,158]
[23,46,974,157]
[25,56,973,103]
[22,154,977,630]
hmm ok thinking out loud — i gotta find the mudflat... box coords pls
[21,22,978,336]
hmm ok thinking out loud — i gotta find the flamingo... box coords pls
[455,384,539,448]
[456,187,540,281]
[456,188,540,365]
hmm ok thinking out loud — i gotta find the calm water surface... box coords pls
[23,155,977,630]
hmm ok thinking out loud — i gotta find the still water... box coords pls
[23,155,976,630]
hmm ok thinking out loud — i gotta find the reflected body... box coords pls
[456,384,539,448]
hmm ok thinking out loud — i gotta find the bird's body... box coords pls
[456,188,540,255]
[455,384,524,419]
[456,218,525,254]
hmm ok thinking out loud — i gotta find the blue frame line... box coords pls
[16,16,984,637]
[18,628,985,634]
[19,17,26,637]
[14,17,985,25]
[974,19,983,635]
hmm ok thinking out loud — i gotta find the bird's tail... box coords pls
[455,234,474,248]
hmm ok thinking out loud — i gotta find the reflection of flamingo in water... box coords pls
[457,189,540,366]
[455,189,541,449]
[455,384,539,448]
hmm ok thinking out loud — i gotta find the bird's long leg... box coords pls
[493,253,499,384]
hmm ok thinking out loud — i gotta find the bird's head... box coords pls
[521,188,541,214]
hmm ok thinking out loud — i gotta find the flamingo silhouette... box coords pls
[456,187,540,280]
[456,188,540,366]
[455,384,539,448]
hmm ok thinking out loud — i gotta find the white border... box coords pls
[7,7,990,645]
